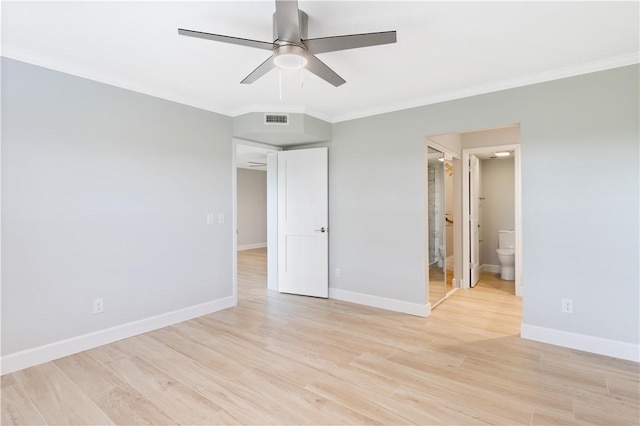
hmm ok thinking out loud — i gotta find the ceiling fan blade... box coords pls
[240,55,277,84]
[304,31,397,54]
[275,0,301,43]
[178,29,274,51]
[305,54,346,87]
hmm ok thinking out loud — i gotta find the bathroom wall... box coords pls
[236,168,267,249]
[480,157,515,266]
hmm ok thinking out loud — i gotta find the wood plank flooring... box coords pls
[2,248,638,425]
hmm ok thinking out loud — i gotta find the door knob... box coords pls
[314,227,327,233]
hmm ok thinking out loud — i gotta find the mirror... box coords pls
[444,157,454,295]
[427,147,447,306]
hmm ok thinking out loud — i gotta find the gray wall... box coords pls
[1,58,234,355]
[480,158,515,265]
[236,168,267,247]
[327,65,639,345]
[462,126,520,149]
[3,56,638,359]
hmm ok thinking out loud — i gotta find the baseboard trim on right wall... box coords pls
[329,288,430,318]
[521,323,639,362]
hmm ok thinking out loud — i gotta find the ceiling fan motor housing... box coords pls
[273,10,308,43]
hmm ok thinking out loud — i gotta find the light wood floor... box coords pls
[428,264,460,306]
[2,248,638,425]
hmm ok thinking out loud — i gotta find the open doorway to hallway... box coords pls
[234,141,278,296]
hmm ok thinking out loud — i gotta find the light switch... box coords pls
[218,212,224,224]
[206,213,214,225]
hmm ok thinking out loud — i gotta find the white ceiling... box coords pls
[2,1,638,123]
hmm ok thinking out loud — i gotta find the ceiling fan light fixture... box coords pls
[179,0,396,86]
[273,45,308,70]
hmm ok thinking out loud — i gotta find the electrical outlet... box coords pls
[335,268,341,278]
[561,298,573,314]
[93,298,104,314]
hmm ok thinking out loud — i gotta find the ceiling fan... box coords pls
[178,0,396,87]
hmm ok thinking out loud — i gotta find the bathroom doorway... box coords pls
[462,137,522,296]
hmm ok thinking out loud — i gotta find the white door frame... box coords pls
[232,138,282,304]
[461,144,522,297]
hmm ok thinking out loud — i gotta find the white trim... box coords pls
[237,242,267,251]
[332,53,640,123]
[329,288,430,318]
[0,296,236,375]
[521,323,640,363]
[232,139,238,305]
[266,152,279,291]
[234,138,284,152]
[425,138,462,159]
[481,264,501,273]
[513,145,523,298]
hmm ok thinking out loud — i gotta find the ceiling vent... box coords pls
[264,113,289,125]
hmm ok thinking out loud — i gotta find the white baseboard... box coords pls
[481,264,501,273]
[1,296,236,375]
[329,288,430,317]
[521,323,639,362]
[237,242,267,251]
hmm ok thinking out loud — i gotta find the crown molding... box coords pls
[1,46,231,118]
[3,45,637,125]
[332,53,640,123]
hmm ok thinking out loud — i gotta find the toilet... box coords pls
[496,230,515,280]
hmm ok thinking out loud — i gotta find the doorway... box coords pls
[462,137,522,296]
[233,139,280,301]
[233,141,329,302]
[425,125,522,315]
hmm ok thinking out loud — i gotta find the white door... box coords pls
[277,148,329,298]
[469,155,481,287]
